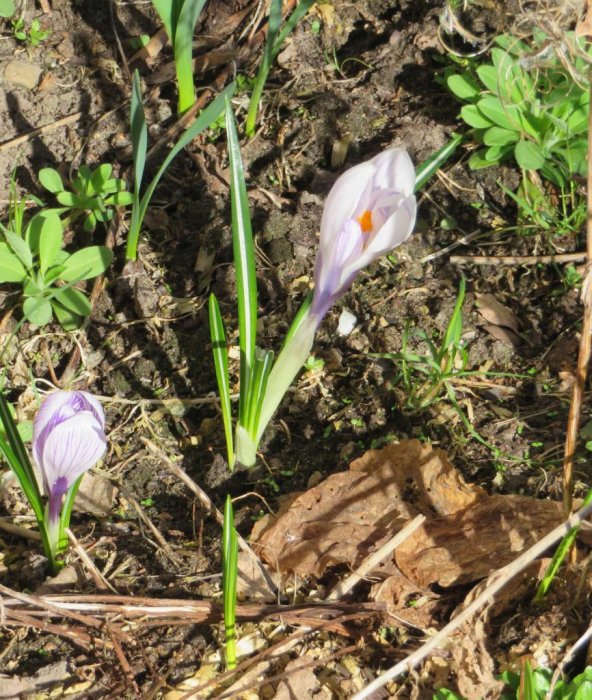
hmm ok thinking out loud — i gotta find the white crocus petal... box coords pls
[319,162,375,251]
[372,148,416,193]
[33,391,76,442]
[41,413,107,488]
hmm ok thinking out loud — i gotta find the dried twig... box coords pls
[351,498,592,700]
[326,515,426,601]
[0,112,82,152]
[562,78,592,518]
[450,252,586,266]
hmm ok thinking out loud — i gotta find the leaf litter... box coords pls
[251,440,588,696]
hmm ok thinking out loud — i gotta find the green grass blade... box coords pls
[151,0,182,40]
[0,389,43,517]
[246,348,274,436]
[246,0,314,137]
[535,486,592,601]
[225,98,257,423]
[127,70,148,260]
[174,0,207,113]
[283,292,313,346]
[126,82,235,260]
[58,473,84,555]
[415,133,463,191]
[222,494,238,670]
[209,294,235,468]
[442,277,466,351]
[273,0,315,56]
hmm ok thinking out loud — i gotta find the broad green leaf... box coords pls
[23,278,42,296]
[0,0,15,18]
[52,301,84,331]
[483,126,519,146]
[476,65,502,95]
[23,296,53,326]
[446,73,480,100]
[38,167,64,194]
[467,149,492,169]
[5,231,32,269]
[106,191,134,206]
[59,246,113,282]
[484,144,513,163]
[90,164,112,192]
[52,286,91,316]
[56,191,79,207]
[514,140,545,170]
[476,95,537,138]
[38,211,63,275]
[0,242,27,282]
[460,104,493,129]
[83,212,97,232]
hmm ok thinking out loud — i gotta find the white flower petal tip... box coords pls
[337,309,357,337]
[312,147,417,319]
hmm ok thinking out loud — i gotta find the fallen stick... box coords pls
[351,498,592,700]
[450,252,586,266]
[326,514,426,601]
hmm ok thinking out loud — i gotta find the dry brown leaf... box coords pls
[481,323,521,346]
[273,657,320,700]
[370,572,441,629]
[252,440,485,578]
[396,496,564,587]
[475,293,520,332]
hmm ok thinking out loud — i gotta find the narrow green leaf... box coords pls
[0,389,43,519]
[273,0,315,58]
[209,294,234,468]
[59,473,84,550]
[59,246,113,282]
[126,82,235,260]
[5,231,32,269]
[225,98,258,424]
[174,0,208,113]
[0,242,27,282]
[38,212,63,275]
[247,348,274,436]
[152,0,182,40]
[414,133,463,191]
[222,494,238,670]
[38,167,64,194]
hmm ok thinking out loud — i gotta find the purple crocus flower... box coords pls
[33,391,106,529]
[311,147,417,320]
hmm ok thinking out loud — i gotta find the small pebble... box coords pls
[4,59,42,89]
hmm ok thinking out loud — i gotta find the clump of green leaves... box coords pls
[0,205,113,329]
[434,664,592,699]
[372,278,468,412]
[12,16,49,47]
[446,32,588,179]
[446,32,589,233]
[39,164,133,233]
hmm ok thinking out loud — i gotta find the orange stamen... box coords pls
[356,210,373,234]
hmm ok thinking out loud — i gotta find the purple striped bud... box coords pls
[312,148,417,319]
[33,391,106,526]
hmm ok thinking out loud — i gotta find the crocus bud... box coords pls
[33,391,106,528]
[311,148,416,319]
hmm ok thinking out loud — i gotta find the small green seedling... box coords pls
[39,164,133,233]
[12,16,49,47]
[0,209,113,329]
